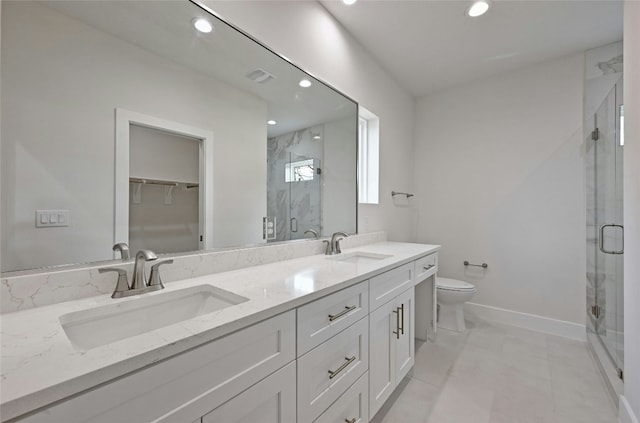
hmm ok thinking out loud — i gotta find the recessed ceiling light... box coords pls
[193,18,213,33]
[466,0,490,17]
[267,120,277,125]
[342,0,357,5]
[313,135,321,140]
[299,79,312,88]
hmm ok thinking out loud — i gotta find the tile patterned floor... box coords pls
[372,318,618,423]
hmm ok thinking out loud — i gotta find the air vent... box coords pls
[246,68,275,84]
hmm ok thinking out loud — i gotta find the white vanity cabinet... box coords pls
[297,301,369,422]
[414,252,439,342]
[200,362,296,423]
[314,372,369,423]
[297,281,369,355]
[7,247,440,423]
[369,267,416,419]
[18,311,296,423]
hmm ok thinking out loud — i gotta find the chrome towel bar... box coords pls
[391,191,414,198]
[464,261,488,268]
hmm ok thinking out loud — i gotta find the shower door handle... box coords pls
[599,224,624,254]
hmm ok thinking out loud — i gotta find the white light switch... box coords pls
[36,210,70,228]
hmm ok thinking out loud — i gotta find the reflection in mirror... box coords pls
[0,0,357,273]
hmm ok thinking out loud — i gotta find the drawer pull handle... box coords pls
[393,307,401,339]
[345,419,356,423]
[328,356,356,379]
[329,305,357,322]
[423,264,435,271]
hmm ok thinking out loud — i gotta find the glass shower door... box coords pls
[286,153,322,240]
[589,84,624,375]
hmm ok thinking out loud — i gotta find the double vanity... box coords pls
[1,241,439,423]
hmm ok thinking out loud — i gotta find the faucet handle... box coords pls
[148,259,173,288]
[99,267,130,298]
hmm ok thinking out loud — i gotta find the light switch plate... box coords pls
[36,210,70,228]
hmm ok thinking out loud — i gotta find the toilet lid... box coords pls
[436,277,476,291]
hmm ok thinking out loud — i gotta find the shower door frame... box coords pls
[588,82,624,381]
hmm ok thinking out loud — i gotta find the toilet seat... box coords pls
[436,277,476,292]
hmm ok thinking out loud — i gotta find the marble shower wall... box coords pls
[584,42,623,339]
[267,125,324,241]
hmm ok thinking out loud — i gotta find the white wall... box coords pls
[414,54,586,325]
[621,2,640,421]
[1,1,267,271]
[204,1,417,241]
[323,117,358,234]
[129,125,200,184]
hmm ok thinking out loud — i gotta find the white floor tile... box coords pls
[372,317,618,423]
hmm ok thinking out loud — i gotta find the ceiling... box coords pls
[43,1,356,137]
[321,0,623,97]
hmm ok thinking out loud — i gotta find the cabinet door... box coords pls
[369,300,396,419]
[395,287,415,382]
[202,361,296,423]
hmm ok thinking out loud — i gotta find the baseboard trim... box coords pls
[620,396,639,423]
[464,302,586,341]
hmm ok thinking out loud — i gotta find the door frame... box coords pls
[114,108,214,253]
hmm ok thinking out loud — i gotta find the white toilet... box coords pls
[436,277,477,332]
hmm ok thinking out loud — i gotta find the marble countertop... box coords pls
[0,241,439,421]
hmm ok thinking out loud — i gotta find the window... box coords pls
[358,107,379,204]
[285,159,315,182]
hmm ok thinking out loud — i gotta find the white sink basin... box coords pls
[328,251,392,264]
[59,285,248,350]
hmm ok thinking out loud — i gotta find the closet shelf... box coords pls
[129,177,199,189]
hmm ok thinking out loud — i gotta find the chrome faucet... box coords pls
[304,229,319,238]
[112,242,130,260]
[325,231,349,255]
[100,249,173,298]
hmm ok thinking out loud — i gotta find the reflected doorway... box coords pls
[114,109,214,255]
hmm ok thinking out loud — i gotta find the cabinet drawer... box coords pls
[297,281,369,354]
[314,371,369,423]
[297,317,369,423]
[414,253,438,285]
[20,311,295,423]
[202,361,296,423]
[369,263,413,311]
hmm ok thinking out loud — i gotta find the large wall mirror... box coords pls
[1,0,358,273]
